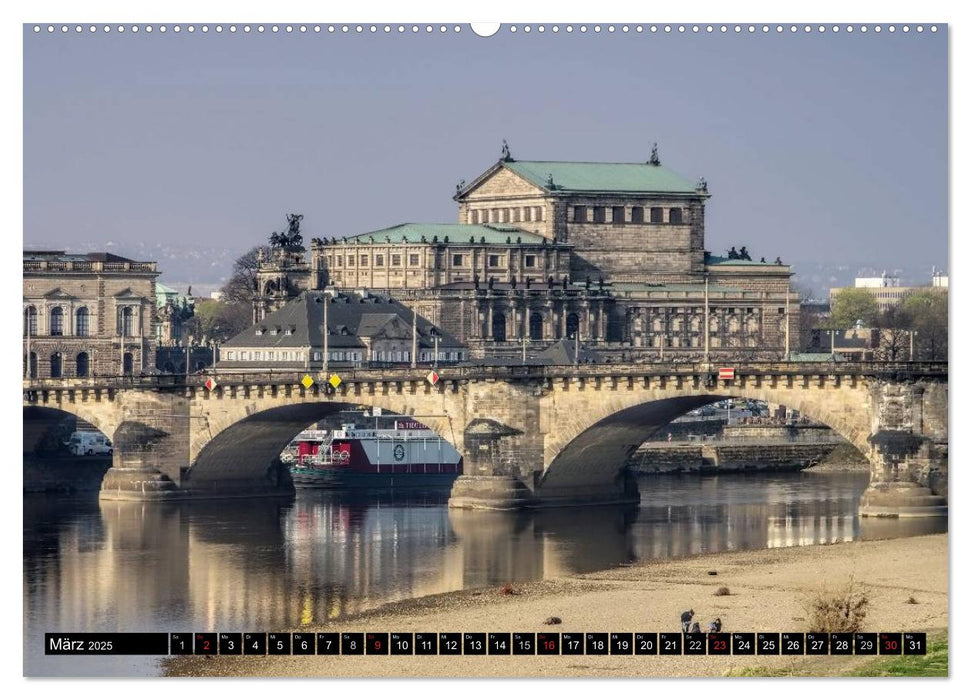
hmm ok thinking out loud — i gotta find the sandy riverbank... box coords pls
[164,533,947,678]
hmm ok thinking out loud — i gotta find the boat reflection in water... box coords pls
[23,471,945,676]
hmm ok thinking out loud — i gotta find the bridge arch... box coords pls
[186,390,465,492]
[23,405,118,469]
[538,382,872,495]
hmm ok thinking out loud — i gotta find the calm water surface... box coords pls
[23,471,946,676]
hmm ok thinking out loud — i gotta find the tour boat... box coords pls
[287,418,463,489]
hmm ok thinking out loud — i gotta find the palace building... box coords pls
[254,146,799,361]
[23,251,159,378]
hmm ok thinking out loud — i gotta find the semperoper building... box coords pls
[254,145,799,361]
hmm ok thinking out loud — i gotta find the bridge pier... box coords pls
[859,381,947,518]
[447,416,640,510]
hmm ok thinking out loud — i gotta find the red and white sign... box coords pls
[718,367,735,381]
[426,371,440,385]
[204,377,218,391]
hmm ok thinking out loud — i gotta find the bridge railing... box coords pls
[22,360,947,393]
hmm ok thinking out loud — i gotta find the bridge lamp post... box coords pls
[24,307,30,379]
[703,274,710,366]
[322,292,329,377]
[910,330,918,362]
[410,309,417,369]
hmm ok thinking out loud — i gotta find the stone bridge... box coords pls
[22,362,948,516]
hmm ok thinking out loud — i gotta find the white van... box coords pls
[66,431,113,456]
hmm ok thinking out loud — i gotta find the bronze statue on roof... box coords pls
[269,213,305,250]
[649,142,661,166]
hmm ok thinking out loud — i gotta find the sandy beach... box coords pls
[164,533,947,678]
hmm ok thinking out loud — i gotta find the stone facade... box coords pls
[23,251,159,378]
[254,151,800,360]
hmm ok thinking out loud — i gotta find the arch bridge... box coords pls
[22,361,948,516]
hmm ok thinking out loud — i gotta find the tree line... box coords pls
[801,287,947,361]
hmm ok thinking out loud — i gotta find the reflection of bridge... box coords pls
[23,362,948,515]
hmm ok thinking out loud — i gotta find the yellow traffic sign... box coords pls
[301,374,314,389]
[329,373,342,389]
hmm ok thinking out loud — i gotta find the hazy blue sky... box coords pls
[24,25,947,272]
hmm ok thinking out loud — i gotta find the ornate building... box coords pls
[255,146,799,361]
[155,282,195,346]
[23,251,159,378]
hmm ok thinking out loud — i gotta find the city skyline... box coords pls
[24,25,947,275]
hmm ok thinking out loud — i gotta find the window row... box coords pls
[25,350,133,378]
[226,349,310,362]
[470,206,545,225]
[573,205,684,225]
[449,253,539,268]
[328,253,422,268]
[23,305,145,337]
[24,306,91,337]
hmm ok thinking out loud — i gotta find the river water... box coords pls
[23,470,946,676]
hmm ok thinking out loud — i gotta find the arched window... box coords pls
[24,307,38,336]
[123,352,134,375]
[492,312,507,342]
[669,208,683,224]
[565,312,580,339]
[50,307,64,336]
[119,307,134,337]
[50,352,62,379]
[529,312,544,340]
[76,352,89,378]
[75,307,89,337]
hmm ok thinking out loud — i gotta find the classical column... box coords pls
[471,298,481,339]
[598,300,607,340]
[486,298,494,340]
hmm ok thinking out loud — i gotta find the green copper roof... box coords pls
[343,223,548,246]
[504,160,701,194]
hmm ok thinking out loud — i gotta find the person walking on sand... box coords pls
[681,609,694,633]
[690,621,701,634]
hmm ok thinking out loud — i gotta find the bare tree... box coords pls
[221,245,270,305]
[903,290,948,361]
[872,305,912,362]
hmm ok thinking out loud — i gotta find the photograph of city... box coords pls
[22,19,948,681]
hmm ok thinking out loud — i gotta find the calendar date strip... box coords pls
[46,631,927,656]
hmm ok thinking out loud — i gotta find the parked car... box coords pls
[65,431,113,456]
